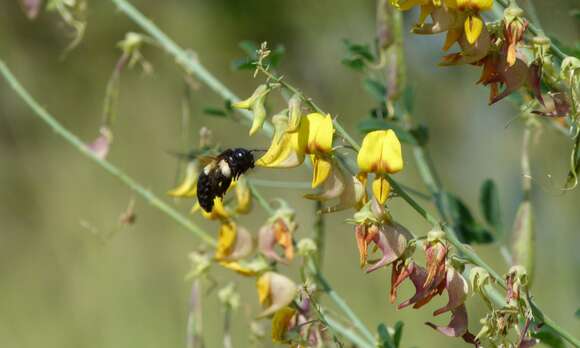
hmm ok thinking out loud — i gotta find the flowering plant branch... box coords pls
[6,0,579,347]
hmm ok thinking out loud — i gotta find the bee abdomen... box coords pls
[196,173,215,212]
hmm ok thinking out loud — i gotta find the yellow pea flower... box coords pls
[271,307,298,343]
[256,113,306,168]
[192,197,231,221]
[258,112,335,188]
[445,0,493,44]
[357,130,403,204]
[234,177,252,214]
[300,113,335,188]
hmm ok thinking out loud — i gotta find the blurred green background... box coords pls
[0,1,578,347]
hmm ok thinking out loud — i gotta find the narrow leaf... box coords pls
[363,78,387,102]
[480,179,502,236]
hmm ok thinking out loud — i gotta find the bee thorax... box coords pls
[218,160,232,177]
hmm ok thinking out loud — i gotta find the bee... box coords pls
[196,148,256,212]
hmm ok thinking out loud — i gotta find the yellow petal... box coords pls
[311,155,332,188]
[167,162,199,197]
[256,273,271,306]
[372,175,391,204]
[215,221,237,260]
[219,261,258,276]
[464,15,484,45]
[301,113,334,154]
[232,84,268,110]
[257,114,306,168]
[197,197,230,221]
[235,177,252,214]
[357,130,403,174]
[271,307,297,343]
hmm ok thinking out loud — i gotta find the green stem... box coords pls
[313,201,326,271]
[0,60,217,247]
[248,182,274,215]
[310,261,375,344]
[325,316,374,348]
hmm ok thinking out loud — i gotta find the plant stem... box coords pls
[325,316,374,348]
[0,60,217,247]
[248,182,274,215]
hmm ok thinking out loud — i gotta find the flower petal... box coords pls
[366,222,413,273]
[433,268,469,316]
[257,272,297,318]
[301,113,334,154]
[311,155,332,188]
[235,177,253,214]
[464,15,484,44]
[426,304,468,337]
[272,307,297,343]
[215,221,237,260]
[168,162,199,197]
[358,130,403,174]
[257,114,306,168]
[372,175,391,204]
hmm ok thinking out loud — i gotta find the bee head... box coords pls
[232,148,255,166]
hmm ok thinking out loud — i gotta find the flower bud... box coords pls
[286,93,302,133]
[218,282,240,309]
[297,238,317,257]
[232,84,268,109]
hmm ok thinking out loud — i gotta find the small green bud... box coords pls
[297,238,317,257]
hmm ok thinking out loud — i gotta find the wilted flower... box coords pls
[271,307,298,344]
[503,4,528,66]
[258,204,297,264]
[304,165,366,213]
[87,127,113,160]
[214,221,254,262]
[505,265,528,306]
[357,130,403,204]
[475,51,529,104]
[355,222,413,273]
[256,272,298,318]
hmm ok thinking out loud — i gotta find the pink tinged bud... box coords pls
[366,223,413,273]
[20,0,43,20]
[433,268,469,316]
[426,304,468,337]
[258,224,285,264]
[424,242,447,288]
[390,260,413,304]
[256,272,297,318]
[87,127,113,160]
[532,92,571,118]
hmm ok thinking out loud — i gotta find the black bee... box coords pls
[196,148,255,212]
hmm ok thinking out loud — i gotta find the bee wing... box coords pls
[198,155,218,168]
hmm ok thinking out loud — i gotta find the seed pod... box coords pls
[511,200,535,285]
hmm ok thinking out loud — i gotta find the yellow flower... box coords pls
[271,307,297,343]
[445,0,493,44]
[192,197,231,221]
[232,84,271,136]
[258,112,335,188]
[167,162,199,198]
[256,272,297,318]
[357,130,403,204]
[256,114,306,168]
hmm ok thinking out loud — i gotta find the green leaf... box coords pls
[393,321,404,348]
[343,39,375,61]
[238,40,259,59]
[402,86,415,113]
[341,57,365,71]
[409,125,429,146]
[363,78,387,102]
[357,117,418,145]
[575,308,580,319]
[230,57,256,71]
[268,44,286,68]
[202,107,228,117]
[377,323,396,348]
[444,193,494,244]
[531,325,566,348]
[480,179,502,236]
